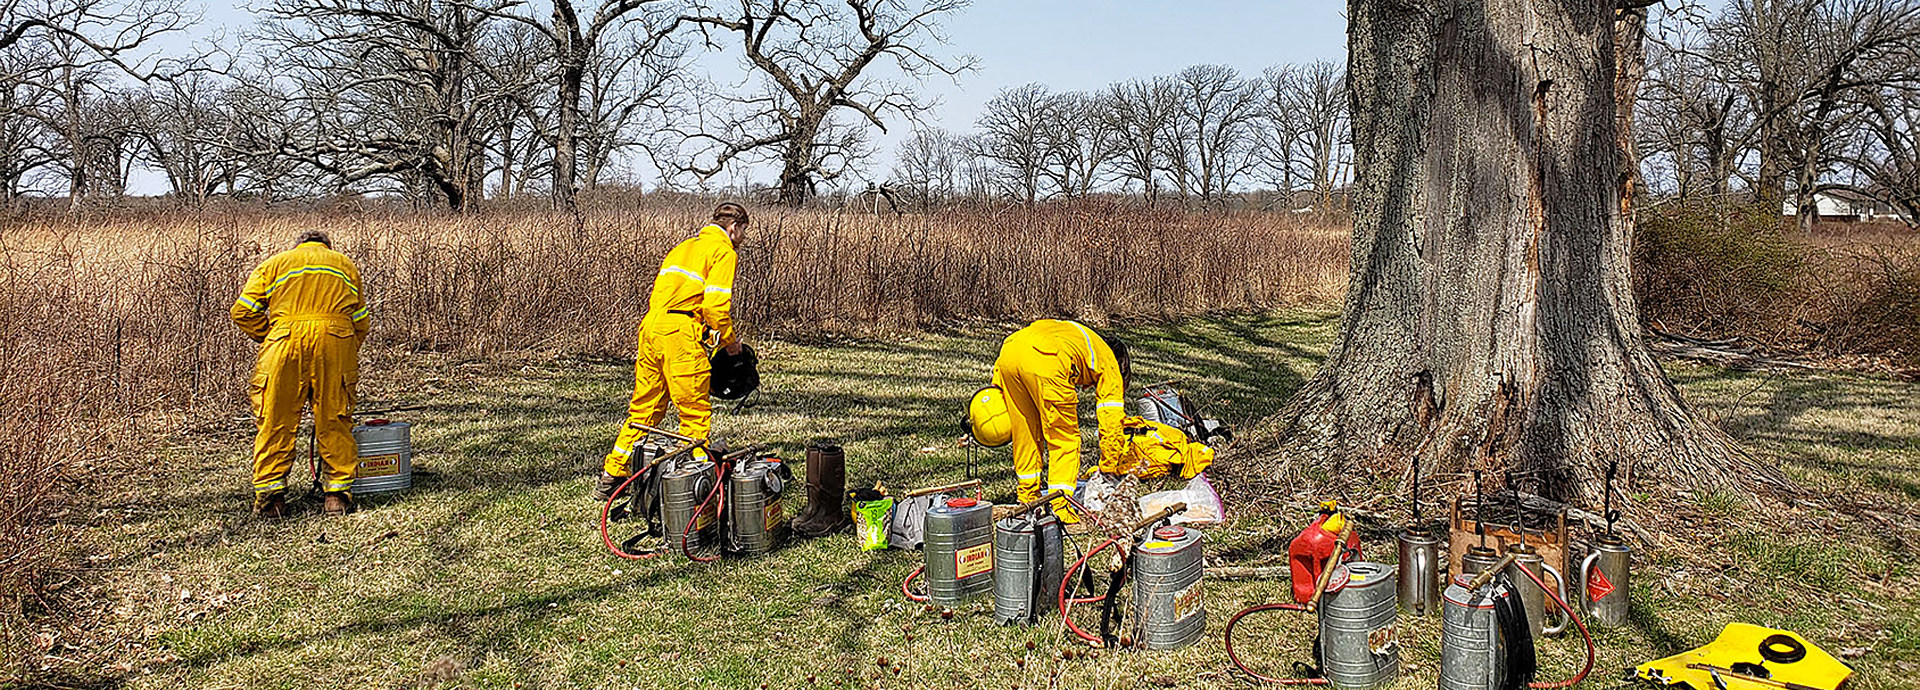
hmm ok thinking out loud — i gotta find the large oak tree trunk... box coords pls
[1251,0,1787,506]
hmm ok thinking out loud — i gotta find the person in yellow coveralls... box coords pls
[992,320,1130,523]
[231,230,370,518]
[595,203,749,500]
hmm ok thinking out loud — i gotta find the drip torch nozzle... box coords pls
[1008,489,1067,519]
[1465,553,1519,591]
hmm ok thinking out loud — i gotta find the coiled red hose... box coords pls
[681,462,731,563]
[1058,535,1122,645]
[902,565,929,602]
[600,470,659,560]
[1519,563,1596,688]
[1223,602,1329,685]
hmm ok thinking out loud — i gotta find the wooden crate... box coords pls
[1448,498,1574,577]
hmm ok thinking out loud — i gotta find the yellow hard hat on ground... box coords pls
[967,386,1012,447]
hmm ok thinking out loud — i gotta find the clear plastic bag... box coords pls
[1138,472,1224,525]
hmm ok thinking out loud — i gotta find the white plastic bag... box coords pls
[1138,472,1224,525]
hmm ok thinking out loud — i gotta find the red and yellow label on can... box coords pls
[694,502,718,531]
[357,454,401,478]
[1173,582,1204,620]
[765,497,785,530]
[955,543,994,579]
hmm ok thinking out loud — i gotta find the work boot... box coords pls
[253,491,288,519]
[792,443,850,538]
[593,471,628,502]
[788,443,825,527]
[322,491,355,516]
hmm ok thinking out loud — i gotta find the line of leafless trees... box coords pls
[885,61,1352,212]
[3,0,972,211]
[9,0,1920,222]
[1636,0,1920,229]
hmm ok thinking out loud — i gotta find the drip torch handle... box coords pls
[1540,563,1571,635]
[1466,553,1519,591]
[905,478,983,498]
[1131,502,1187,532]
[1578,550,1603,606]
[1684,665,1822,690]
[1306,525,1354,613]
[1008,490,1067,519]
[627,422,699,443]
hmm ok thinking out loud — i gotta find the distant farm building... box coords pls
[1782,189,1903,222]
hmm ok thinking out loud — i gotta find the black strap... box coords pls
[1492,576,1537,690]
[1098,551,1134,647]
[667,309,698,317]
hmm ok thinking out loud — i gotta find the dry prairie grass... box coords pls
[0,202,1347,678]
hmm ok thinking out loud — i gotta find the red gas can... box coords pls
[1289,506,1361,603]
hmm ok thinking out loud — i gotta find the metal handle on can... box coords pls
[907,478,983,498]
[1578,550,1602,606]
[1540,563,1570,635]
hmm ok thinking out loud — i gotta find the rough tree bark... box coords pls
[1251,0,1787,507]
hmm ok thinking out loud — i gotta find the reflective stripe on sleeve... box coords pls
[703,285,732,294]
[236,295,264,312]
[352,306,370,322]
[660,266,705,284]
[1097,401,1125,410]
[1068,321,1099,370]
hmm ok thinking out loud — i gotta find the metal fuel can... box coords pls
[349,420,413,494]
[1134,525,1206,650]
[1440,573,1509,690]
[661,457,720,554]
[1459,544,1502,576]
[1318,562,1400,690]
[1506,543,1569,637]
[924,497,995,605]
[1580,535,1631,627]
[1396,527,1442,616]
[992,512,1064,625]
[726,456,790,556]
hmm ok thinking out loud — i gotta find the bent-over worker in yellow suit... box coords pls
[992,320,1130,523]
[231,231,370,518]
[597,203,749,499]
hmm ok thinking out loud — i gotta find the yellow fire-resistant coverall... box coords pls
[604,224,738,476]
[991,320,1125,521]
[231,241,370,497]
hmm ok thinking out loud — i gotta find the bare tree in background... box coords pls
[2,0,202,206]
[975,82,1051,205]
[1102,76,1176,203]
[672,0,975,206]
[1268,60,1349,211]
[1717,0,1920,228]
[1638,24,1752,199]
[1038,90,1118,198]
[890,125,960,210]
[1841,85,1920,224]
[466,0,680,211]
[260,0,526,211]
[1164,64,1260,205]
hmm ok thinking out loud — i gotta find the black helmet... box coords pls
[710,343,760,400]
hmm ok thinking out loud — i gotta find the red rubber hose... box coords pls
[1519,564,1596,688]
[600,471,659,561]
[1223,602,1329,685]
[681,462,730,563]
[1059,535,1122,645]
[902,565,929,603]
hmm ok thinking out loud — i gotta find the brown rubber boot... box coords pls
[593,471,627,502]
[322,491,355,516]
[792,444,850,538]
[788,442,825,527]
[253,491,288,519]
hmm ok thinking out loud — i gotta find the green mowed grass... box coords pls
[63,311,1920,689]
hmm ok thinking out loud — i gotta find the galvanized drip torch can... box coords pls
[923,497,996,606]
[725,456,789,556]
[350,420,413,494]
[1318,562,1400,690]
[661,456,720,553]
[1396,528,1442,616]
[1505,543,1569,637]
[1439,573,1510,690]
[1133,525,1206,650]
[1580,535,1632,627]
[1459,544,1502,576]
[992,512,1064,625]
